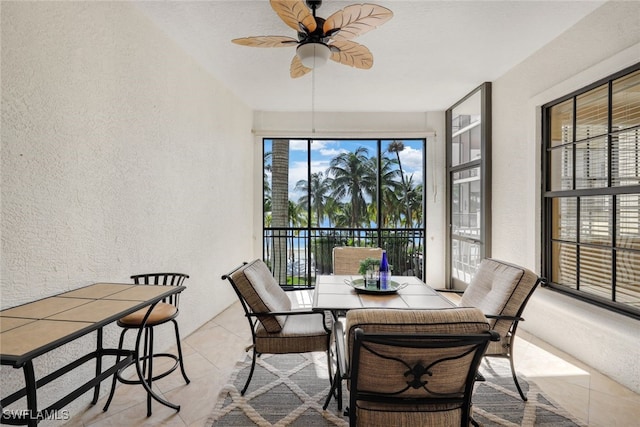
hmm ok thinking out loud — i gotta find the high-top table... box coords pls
[0,282,185,426]
[312,274,455,410]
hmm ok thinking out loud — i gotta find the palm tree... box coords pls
[387,140,412,227]
[271,139,289,284]
[263,151,273,263]
[329,147,376,228]
[379,155,403,227]
[404,175,423,226]
[264,151,272,196]
[288,200,307,228]
[323,198,341,228]
[332,202,353,228]
[287,200,307,275]
[295,171,330,227]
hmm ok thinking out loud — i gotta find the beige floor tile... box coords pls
[164,365,228,426]
[86,399,186,427]
[184,324,249,372]
[588,387,640,427]
[210,303,247,330]
[186,416,211,427]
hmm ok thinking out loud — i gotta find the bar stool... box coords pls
[103,273,190,416]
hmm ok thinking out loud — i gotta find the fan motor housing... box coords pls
[299,16,327,43]
[306,0,322,11]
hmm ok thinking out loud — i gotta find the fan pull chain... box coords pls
[311,68,316,134]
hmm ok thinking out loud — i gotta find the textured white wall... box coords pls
[491,1,640,393]
[1,1,253,420]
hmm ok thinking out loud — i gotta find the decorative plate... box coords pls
[345,277,408,294]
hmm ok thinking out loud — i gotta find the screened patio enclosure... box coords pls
[263,138,426,287]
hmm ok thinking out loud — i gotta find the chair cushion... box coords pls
[355,402,463,427]
[118,302,177,327]
[346,307,490,339]
[346,307,490,384]
[460,258,538,320]
[255,311,330,354]
[459,258,539,351]
[232,259,291,333]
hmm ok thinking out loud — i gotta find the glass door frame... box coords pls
[445,82,492,290]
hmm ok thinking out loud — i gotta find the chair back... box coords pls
[130,272,189,307]
[223,259,291,333]
[332,247,383,275]
[345,307,497,427]
[459,258,541,339]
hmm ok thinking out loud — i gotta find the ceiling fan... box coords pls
[232,0,393,78]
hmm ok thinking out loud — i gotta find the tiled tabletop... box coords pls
[1,283,184,364]
[313,275,455,311]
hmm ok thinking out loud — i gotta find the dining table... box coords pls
[0,282,185,426]
[313,274,455,312]
[312,274,456,409]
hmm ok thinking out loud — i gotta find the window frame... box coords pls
[541,62,640,320]
[262,137,428,287]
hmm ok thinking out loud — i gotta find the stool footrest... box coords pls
[116,353,180,385]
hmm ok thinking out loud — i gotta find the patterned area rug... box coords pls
[208,352,586,426]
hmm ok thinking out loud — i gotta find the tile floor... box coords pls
[65,300,640,427]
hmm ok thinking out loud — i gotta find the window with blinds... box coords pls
[543,64,640,319]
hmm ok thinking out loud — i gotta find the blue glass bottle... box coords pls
[379,250,390,290]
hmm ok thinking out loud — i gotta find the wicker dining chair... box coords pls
[446,258,543,401]
[222,259,333,395]
[332,247,383,275]
[336,307,498,426]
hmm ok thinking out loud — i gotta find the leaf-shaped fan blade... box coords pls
[270,0,317,33]
[232,36,298,48]
[323,4,393,41]
[329,40,373,69]
[290,55,312,78]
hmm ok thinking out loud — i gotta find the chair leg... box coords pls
[323,343,344,411]
[323,333,343,411]
[323,371,340,410]
[146,327,154,416]
[326,346,333,388]
[171,319,190,384]
[509,351,527,401]
[103,328,128,412]
[241,347,257,395]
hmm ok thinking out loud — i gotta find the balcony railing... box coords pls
[263,227,425,288]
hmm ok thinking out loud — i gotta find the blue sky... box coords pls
[265,139,425,202]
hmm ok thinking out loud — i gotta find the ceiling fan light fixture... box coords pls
[297,42,331,68]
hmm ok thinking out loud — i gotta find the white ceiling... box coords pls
[134,0,605,113]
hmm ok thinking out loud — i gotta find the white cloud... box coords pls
[320,147,348,157]
[398,146,423,174]
[289,140,308,151]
